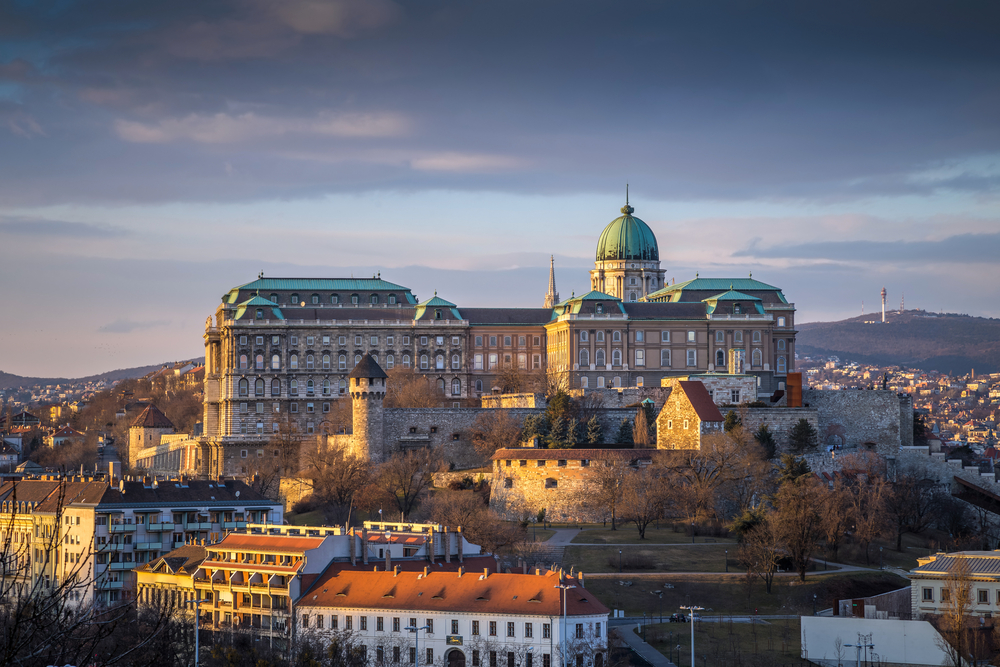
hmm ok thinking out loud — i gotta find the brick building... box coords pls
[656,380,725,449]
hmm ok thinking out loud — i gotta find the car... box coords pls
[668,613,688,623]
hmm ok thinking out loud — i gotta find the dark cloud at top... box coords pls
[734,232,1000,264]
[0,0,997,205]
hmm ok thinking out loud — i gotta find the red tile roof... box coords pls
[211,533,325,554]
[131,405,174,429]
[326,555,498,575]
[678,381,725,422]
[298,568,608,617]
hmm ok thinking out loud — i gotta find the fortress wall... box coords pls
[802,389,904,454]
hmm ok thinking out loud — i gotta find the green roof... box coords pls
[234,296,284,321]
[226,277,415,304]
[555,290,619,306]
[595,204,659,262]
[702,289,762,302]
[414,293,462,320]
[237,295,280,307]
[646,277,785,303]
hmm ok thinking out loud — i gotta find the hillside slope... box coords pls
[0,359,205,391]
[797,311,1000,374]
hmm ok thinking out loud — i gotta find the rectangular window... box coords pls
[525,622,533,638]
[475,335,483,347]
[387,336,394,345]
[489,621,497,636]
[504,336,512,347]
[307,336,314,346]
[942,589,951,602]
[922,588,934,602]
[318,615,324,629]
[426,619,433,634]
[533,336,541,346]
[507,621,515,637]
[731,389,740,404]
[360,616,367,631]
[596,622,601,637]
[473,650,480,667]
[533,354,541,369]
[635,349,645,366]
[393,617,400,632]
[635,330,644,342]
[474,354,483,370]
[403,335,410,345]
[346,616,353,630]
[472,620,480,635]
[489,336,497,347]
[240,335,248,345]
[542,623,550,639]
[290,403,298,413]
[426,648,433,665]
[575,623,583,639]
[377,617,384,631]
[979,589,990,604]
[240,402,248,413]
[290,335,297,345]
[687,349,697,366]
[488,354,498,369]
[339,335,346,345]
[452,336,460,346]
[332,616,338,629]
[543,656,550,667]
[451,619,459,635]
[421,336,428,346]
[687,331,696,342]
[302,614,309,629]
[371,336,378,346]
[661,331,670,342]
[322,335,330,345]
[355,335,362,345]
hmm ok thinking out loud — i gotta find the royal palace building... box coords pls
[200,200,796,460]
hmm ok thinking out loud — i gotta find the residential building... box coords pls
[911,550,1000,619]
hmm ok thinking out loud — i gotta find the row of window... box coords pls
[239,334,457,348]
[922,587,1000,605]
[265,292,402,306]
[474,335,542,348]
[473,353,543,371]
[298,615,600,642]
[238,351,462,372]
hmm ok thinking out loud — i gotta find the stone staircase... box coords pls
[523,543,566,571]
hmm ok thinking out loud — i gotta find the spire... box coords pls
[544,255,559,309]
[621,184,634,215]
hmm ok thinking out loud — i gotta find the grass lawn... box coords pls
[585,571,907,617]
[563,544,736,573]
[572,525,736,545]
[640,618,804,667]
[528,528,556,542]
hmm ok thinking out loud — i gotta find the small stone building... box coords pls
[655,380,725,449]
[129,405,175,468]
[490,446,657,522]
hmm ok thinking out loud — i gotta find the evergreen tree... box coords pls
[546,390,573,423]
[585,415,603,444]
[615,418,634,445]
[754,423,777,459]
[913,412,930,447]
[724,410,741,433]
[788,418,819,452]
[777,453,812,485]
[547,415,567,448]
[564,418,579,447]
[633,407,651,447]
[521,414,550,443]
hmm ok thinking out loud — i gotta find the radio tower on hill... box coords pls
[900,293,904,314]
[881,286,887,323]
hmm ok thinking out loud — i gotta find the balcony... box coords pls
[96,580,124,590]
[173,541,186,549]
[135,542,162,551]
[222,521,247,530]
[184,522,214,531]
[109,524,137,533]
[147,523,175,532]
[99,543,125,553]
[109,562,136,571]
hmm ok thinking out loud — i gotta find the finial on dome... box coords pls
[696,272,699,278]
[749,271,752,278]
[621,183,634,215]
[730,284,734,290]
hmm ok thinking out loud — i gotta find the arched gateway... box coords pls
[446,649,466,667]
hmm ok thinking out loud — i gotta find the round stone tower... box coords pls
[349,352,388,462]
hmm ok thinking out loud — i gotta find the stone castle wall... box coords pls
[802,389,909,454]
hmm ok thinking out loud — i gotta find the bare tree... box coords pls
[362,448,443,521]
[384,368,445,408]
[935,557,974,667]
[619,468,667,539]
[469,410,523,462]
[772,477,824,581]
[304,442,372,525]
[587,460,629,529]
[820,480,853,561]
[739,517,781,594]
[244,416,302,500]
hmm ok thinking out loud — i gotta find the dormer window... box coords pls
[255,309,263,319]
[331,294,339,304]
[435,309,442,319]
[596,303,603,314]
[290,293,299,304]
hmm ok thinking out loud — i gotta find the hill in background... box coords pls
[797,310,1000,375]
[0,359,205,392]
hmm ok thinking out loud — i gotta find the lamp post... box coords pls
[618,550,622,574]
[191,598,211,667]
[691,523,695,544]
[725,549,728,573]
[813,593,817,616]
[879,546,883,570]
[679,605,703,667]
[405,623,430,666]
[555,582,578,667]
[844,639,874,667]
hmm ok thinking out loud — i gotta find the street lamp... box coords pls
[813,593,817,616]
[679,605,703,667]
[844,639,874,667]
[725,549,728,573]
[405,623,431,665]
[191,598,212,667]
[555,582,578,667]
[618,550,622,574]
[879,546,883,570]
[691,523,695,544]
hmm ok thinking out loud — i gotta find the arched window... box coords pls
[339,354,346,370]
[716,349,725,367]
[290,293,299,304]
[451,354,460,369]
[735,331,743,344]
[579,349,590,367]
[388,294,397,305]
[271,354,280,370]
[311,294,320,304]
[435,354,445,370]
[437,378,445,391]
[339,379,347,393]
[435,309,443,320]
[581,376,589,388]
[370,294,379,304]
[612,349,622,366]
[715,330,725,343]
[752,348,762,367]
[322,354,331,370]
[351,294,359,304]
[420,355,429,370]
[371,353,378,364]
[254,379,264,396]
[323,379,331,395]
[596,303,604,314]
[612,331,621,342]
[777,356,787,373]
[354,354,362,366]
[451,379,461,396]
[403,354,411,368]
[290,354,298,370]
[255,354,264,370]
[596,331,605,342]
[290,379,298,396]
[636,376,644,387]
[239,354,248,370]
[271,379,280,396]
[306,379,314,395]
[306,354,314,370]
[628,292,636,302]
[777,339,786,350]
[331,294,339,304]
[475,379,483,392]
[239,378,249,396]
[752,331,761,343]
[386,354,394,369]
[660,349,671,367]
[613,376,622,387]
[270,293,279,303]
[596,349,606,367]
[580,330,589,342]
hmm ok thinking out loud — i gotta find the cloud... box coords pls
[0,216,124,238]
[114,111,411,144]
[98,318,171,334]
[0,59,39,82]
[733,232,1000,264]
[410,152,526,173]
[271,0,402,37]
[4,114,45,138]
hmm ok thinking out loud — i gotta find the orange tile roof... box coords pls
[678,381,725,422]
[200,560,302,575]
[326,555,498,575]
[298,569,609,617]
[213,533,325,554]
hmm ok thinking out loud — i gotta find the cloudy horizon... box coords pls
[1,0,998,377]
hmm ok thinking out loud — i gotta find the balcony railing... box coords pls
[147,523,175,532]
[109,524,137,533]
[108,562,136,571]
[222,521,247,529]
[100,543,125,553]
[135,542,162,551]
[96,580,124,590]
[184,522,214,531]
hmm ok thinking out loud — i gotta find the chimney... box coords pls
[482,568,489,580]
[444,527,451,563]
[580,572,586,588]
[109,461,120,484]
[522,560,528,575]
[535,569,541,576]
[394,564,401,577]
[457,566,464,578]
[457,526,464,563]
[427,529,434,563]
[361,527,369,565]
[349,528,356,566]
[385,541,392,571]
[423,566,429,577]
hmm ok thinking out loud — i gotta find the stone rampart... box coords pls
[802,389,907,454]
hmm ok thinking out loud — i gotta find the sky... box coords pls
[1,0,998,378]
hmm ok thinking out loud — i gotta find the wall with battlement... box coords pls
[802,389,910,454]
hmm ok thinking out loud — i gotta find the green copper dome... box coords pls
[595,203,659,262]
